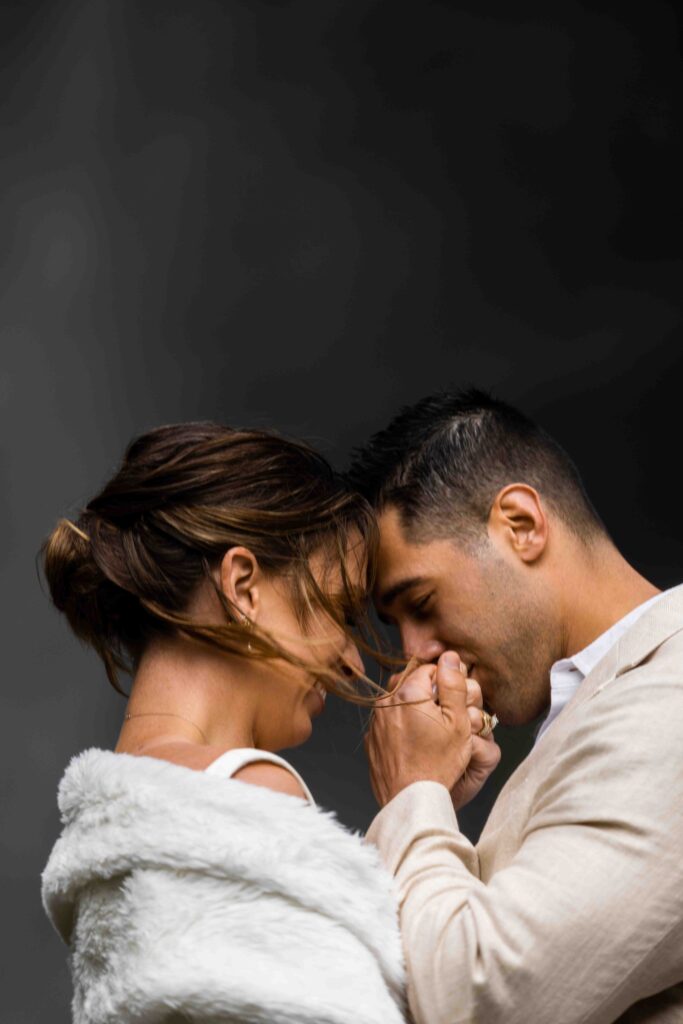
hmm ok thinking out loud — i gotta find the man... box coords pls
[348,390,683,1024]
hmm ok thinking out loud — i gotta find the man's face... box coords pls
[373,506,558,725]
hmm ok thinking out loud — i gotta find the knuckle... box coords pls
[410,665,434,686]
[399,675,431,699]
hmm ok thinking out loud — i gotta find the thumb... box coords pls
[435,650,468,713]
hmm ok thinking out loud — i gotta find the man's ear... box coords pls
[488,484,548,564]
[218,547,261,620]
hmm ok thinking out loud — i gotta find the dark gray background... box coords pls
[2,1,681,1021]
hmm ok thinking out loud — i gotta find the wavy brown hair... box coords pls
[42,422,382,700]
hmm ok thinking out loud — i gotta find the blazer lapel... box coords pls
[569,582,683,711]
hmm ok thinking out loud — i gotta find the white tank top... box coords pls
[205,747,315,805]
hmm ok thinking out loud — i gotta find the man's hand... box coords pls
[366,650,491,807]
[451,674,502,811]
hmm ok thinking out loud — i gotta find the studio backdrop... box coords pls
[1,2,681,1022]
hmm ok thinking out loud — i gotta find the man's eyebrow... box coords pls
[377,576,427,611]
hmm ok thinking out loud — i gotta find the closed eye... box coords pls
[409,593,433,619]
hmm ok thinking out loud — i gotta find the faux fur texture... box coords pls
[42,749,407,1024]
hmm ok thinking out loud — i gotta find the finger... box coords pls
[374,685,434,711]
[385,673,403,695]
[384,655,422,695]
[393,663,437,702]
[467,706,483,734]
[465,678,483,709]
[470,733,503,768]
[375,675,408,706]
[434,651,468,712]
[393,655,423,689]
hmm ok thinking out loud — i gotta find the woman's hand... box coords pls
[366,651,492,807]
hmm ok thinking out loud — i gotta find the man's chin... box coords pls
[490,697,550,728]
[481,686,540,727]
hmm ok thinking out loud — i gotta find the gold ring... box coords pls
[477,710,498,738]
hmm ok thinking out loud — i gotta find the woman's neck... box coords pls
[118,636,258,753]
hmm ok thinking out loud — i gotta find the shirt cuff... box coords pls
[365,781,459,874]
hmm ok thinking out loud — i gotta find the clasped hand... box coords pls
[365,650,502,809]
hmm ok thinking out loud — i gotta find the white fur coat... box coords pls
[42,749,407,1024]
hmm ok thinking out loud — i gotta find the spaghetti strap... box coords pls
[205,747,315,805]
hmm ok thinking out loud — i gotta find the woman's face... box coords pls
[240,539,367,750]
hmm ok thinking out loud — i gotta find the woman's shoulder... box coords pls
[206,747,313,802]
[115,739,311,801]
[230,760,308,799]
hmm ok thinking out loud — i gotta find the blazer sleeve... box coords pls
[365,665,683,1024]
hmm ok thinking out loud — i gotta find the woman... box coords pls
[41,422,407,1024]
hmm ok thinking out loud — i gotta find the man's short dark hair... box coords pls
[347,389,605,544]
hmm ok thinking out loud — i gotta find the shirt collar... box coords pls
[569,590,666,679]
[536,589,667,742]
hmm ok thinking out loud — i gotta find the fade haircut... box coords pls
[346,389,605,545]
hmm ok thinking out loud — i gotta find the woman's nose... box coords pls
[340,641,365,678]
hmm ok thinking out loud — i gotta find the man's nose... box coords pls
[400,628,446,664]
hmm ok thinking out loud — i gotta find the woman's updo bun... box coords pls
[43,515,158,694]
[43,517,100,631]
[42,422,378,698]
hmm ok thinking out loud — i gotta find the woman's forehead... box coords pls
[310,536,370,591]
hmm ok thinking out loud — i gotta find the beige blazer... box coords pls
[366,586,683,1024]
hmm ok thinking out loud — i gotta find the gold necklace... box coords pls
[123,712,209,744]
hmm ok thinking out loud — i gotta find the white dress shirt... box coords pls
[535,589,667,742]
